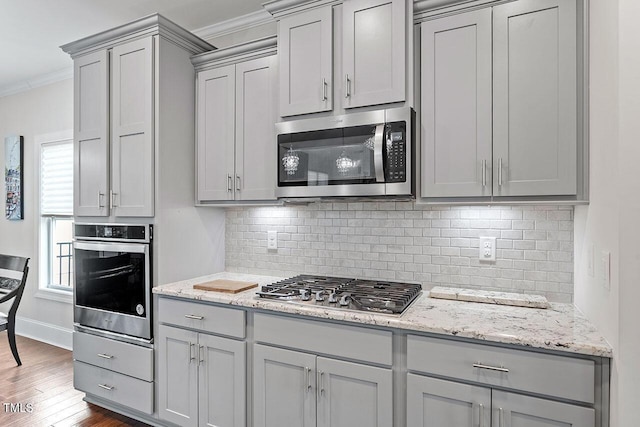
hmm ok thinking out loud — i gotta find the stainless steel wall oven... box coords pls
[73,223,152,340]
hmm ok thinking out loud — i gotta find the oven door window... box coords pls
[74,249,147,317]
[278,125,382,187]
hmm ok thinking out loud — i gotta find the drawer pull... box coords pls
[97,353,113,359]
[98,383,114,391]
[184,314,204,320]
[473,363,509,373]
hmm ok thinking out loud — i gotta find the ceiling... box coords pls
[0,0,266,96]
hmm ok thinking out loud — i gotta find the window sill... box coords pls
[35,288,73,304]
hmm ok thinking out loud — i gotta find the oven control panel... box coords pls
[74,224,151,242]
[384,122,406,183]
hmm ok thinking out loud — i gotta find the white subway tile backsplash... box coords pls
[225,203,574,302]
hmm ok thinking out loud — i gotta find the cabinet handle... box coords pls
[319,371,325,396]
[227,174,232,192]
[98,383,114,391]
[498,158,503,187]
[345,74,350,98]
[305,367,312,392]
[479,403,484,427]
[236,175,241,191]
[481,160,487,187]
[473,362,509,373]
[184,314,204,320]
[199,345,204,365]
[98,192,105,208]
[499,408,504,427]
[97,353,113,359]
[189,342,195,363]
[110,190,118,208]
[322,78,328,101]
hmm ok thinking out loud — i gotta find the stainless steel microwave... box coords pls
[275,107,415,199]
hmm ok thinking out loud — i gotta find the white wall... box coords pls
[574,0,640,425]
[0,79,74,347]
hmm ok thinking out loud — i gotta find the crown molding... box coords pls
[191,36,277,70]
[263,0,340,18]
[60,13,213,58]
[0,67,73,99]
[192,9,274,41]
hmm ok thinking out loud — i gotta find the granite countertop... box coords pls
[153,271,613,358]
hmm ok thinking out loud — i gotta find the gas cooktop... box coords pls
[257,275,422,315]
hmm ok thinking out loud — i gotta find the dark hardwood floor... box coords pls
[0,334,150,427]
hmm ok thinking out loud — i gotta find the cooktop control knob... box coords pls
[328,292,338,303]
[315,290,325,301]
[339,295,350,306]
[299,289,310,301]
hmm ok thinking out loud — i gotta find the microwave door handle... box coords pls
[373,124,385,183]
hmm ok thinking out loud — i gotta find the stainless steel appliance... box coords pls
[276,107,415,199]
[73,223,152,340]
[257,275,422,315]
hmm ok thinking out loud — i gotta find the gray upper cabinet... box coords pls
[197,65,236,201]
[407,374,491,427]
[279,7,333,117]
[419,0,580,201]
[73,50,109,216]
[110,37,155,216]
[194,38,277,203]
[420,9,492,198]
[493,0,577,197]
[342,0,406,109]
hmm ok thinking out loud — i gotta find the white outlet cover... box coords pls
[601,251,610,290]
[479,236,497,262]
[267,230,277,250]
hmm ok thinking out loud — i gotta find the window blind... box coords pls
[41,141,73,216]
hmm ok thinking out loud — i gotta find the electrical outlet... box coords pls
[479,236,496,262]
[601,251,610,290]
[587,244,594,278]
[267,231,277,250]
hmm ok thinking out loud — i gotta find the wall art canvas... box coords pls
[5,135,24,220]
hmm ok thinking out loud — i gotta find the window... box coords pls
[39,135,74,294]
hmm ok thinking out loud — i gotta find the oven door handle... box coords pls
[73,241,149,255]
[373,124,385,183]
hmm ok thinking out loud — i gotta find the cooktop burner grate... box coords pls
[257,275,422,314]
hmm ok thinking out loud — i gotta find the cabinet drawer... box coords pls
[74,361,153,414]
[157,297,245,338]
[73,332,153,381]
[254,313,392,366]
[407,335,595,403]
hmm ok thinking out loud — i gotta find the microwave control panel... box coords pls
[384,122,406,182]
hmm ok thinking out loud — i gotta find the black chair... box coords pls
[0,254,29,366]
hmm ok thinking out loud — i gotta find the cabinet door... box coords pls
[198,334,246,427]
[111,36,155,216]
[279,6,333,117]
[235,56,277,201]
[316,357,393,427]
[420,9,492,198]
[342,0,406,108]
[493,0,577,196]
[157,325,199,427]
[253,344,316,427]
[74,50,109,216]
[196,65,236,201]
[492,390,594,427]
[407,374,491,427]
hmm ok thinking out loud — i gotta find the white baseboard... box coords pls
[15,316,73,350]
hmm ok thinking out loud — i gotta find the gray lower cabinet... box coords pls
[407,374,593,427]
[253,343,393,427]
[419,0,581,200]
[157,324,246,427]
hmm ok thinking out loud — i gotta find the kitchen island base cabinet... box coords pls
[157,324,246,427]
[253,344,393,427]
